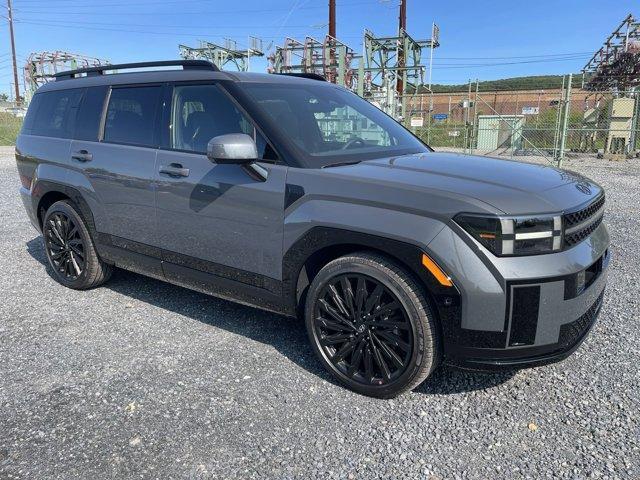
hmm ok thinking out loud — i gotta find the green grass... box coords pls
[0,112,23,146]
[409,123,469,148]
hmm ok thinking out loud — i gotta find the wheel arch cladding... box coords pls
[282,227,461,326]
[37,191,71,227]
[34,182,99,242]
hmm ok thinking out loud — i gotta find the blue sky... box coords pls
[1,0,638,97]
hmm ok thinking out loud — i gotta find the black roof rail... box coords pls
[53,60,218,80]
[274,72,327,82]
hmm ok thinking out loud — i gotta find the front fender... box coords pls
[282,198,458,317]
[284,197,446,254]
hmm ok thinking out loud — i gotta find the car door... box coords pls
[70,84,162,248]
[155,82,287,290]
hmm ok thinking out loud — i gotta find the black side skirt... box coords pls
[96,233,290,316]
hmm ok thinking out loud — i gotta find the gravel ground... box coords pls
[0,145,638,479]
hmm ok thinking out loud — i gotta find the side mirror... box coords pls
[207,133,258,164]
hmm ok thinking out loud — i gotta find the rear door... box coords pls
[154,82,287,286]
[70,84,162,248]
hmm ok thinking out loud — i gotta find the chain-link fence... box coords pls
[564,90,640,157]
[404,79,640,167]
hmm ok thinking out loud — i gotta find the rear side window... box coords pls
[24,89,82,138]
[75,86,108,141]
[103,86,161,147]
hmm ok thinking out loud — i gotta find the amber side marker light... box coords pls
[421,253,454,287]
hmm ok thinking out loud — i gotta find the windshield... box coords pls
[241,82,429,168]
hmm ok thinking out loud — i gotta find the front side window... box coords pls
[170,84,277,161]
[242,83,429,168]
[103,86,161,146]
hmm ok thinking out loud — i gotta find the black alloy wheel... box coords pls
[305,252,439,398]
[45,212,86,280]
[313,273,413,386]
[42,200,113,289]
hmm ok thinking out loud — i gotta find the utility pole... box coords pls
[464,79,471,154]
[247,36,251,72]
[328,0,336,82]
[328,0,336,38]
[398,0,407,31]
[396,0,407,95]
[7,0,20,104]
[471,78,478,155]
[558,73,573,167]
[553,75,566,162]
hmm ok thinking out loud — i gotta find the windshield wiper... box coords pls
[322,160,363,168]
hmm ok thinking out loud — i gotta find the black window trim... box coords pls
[99,82,164,149]
[73,85,109,143]
[96,86,110,142]
[158,79,282,164]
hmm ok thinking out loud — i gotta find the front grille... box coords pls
[564,215,604,247]
[564,194,605,228]
[557,291,604,350]
[563,195,605,248]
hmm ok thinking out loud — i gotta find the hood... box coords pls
[328,152,603,215]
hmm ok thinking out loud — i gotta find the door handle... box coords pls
[71,150,93,162]
[159,163,190,178]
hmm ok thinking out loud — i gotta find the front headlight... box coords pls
[455,213,562,256]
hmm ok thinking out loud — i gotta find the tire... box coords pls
[42,200,113,289]
[304,252,439,398]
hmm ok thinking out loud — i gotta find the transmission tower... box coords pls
[179,37,264,72]
[358,26,439,119]
[582,14,640,91]
[23,51,109,103]
[268,35,358,88]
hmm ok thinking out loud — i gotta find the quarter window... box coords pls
[103,86,161,146]
[27,89,82,138]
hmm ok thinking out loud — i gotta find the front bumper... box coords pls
[448,286,605,371]
[426,221,610,371]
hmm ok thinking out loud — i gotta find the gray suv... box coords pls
[16,60,609,398]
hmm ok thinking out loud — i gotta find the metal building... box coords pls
[476,115,524,152]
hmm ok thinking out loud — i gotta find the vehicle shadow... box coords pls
[26,237,515,396]
[415,365,516,395]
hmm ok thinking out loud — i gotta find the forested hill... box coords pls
[422,74,583,93]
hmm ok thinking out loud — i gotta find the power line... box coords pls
[432,56,590,69]
[15,19,312,37]
[14,0,211,3]
[14,18,314,29]
[273,0,311,40]
[12,1,376,14]
[436,52,593,60]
